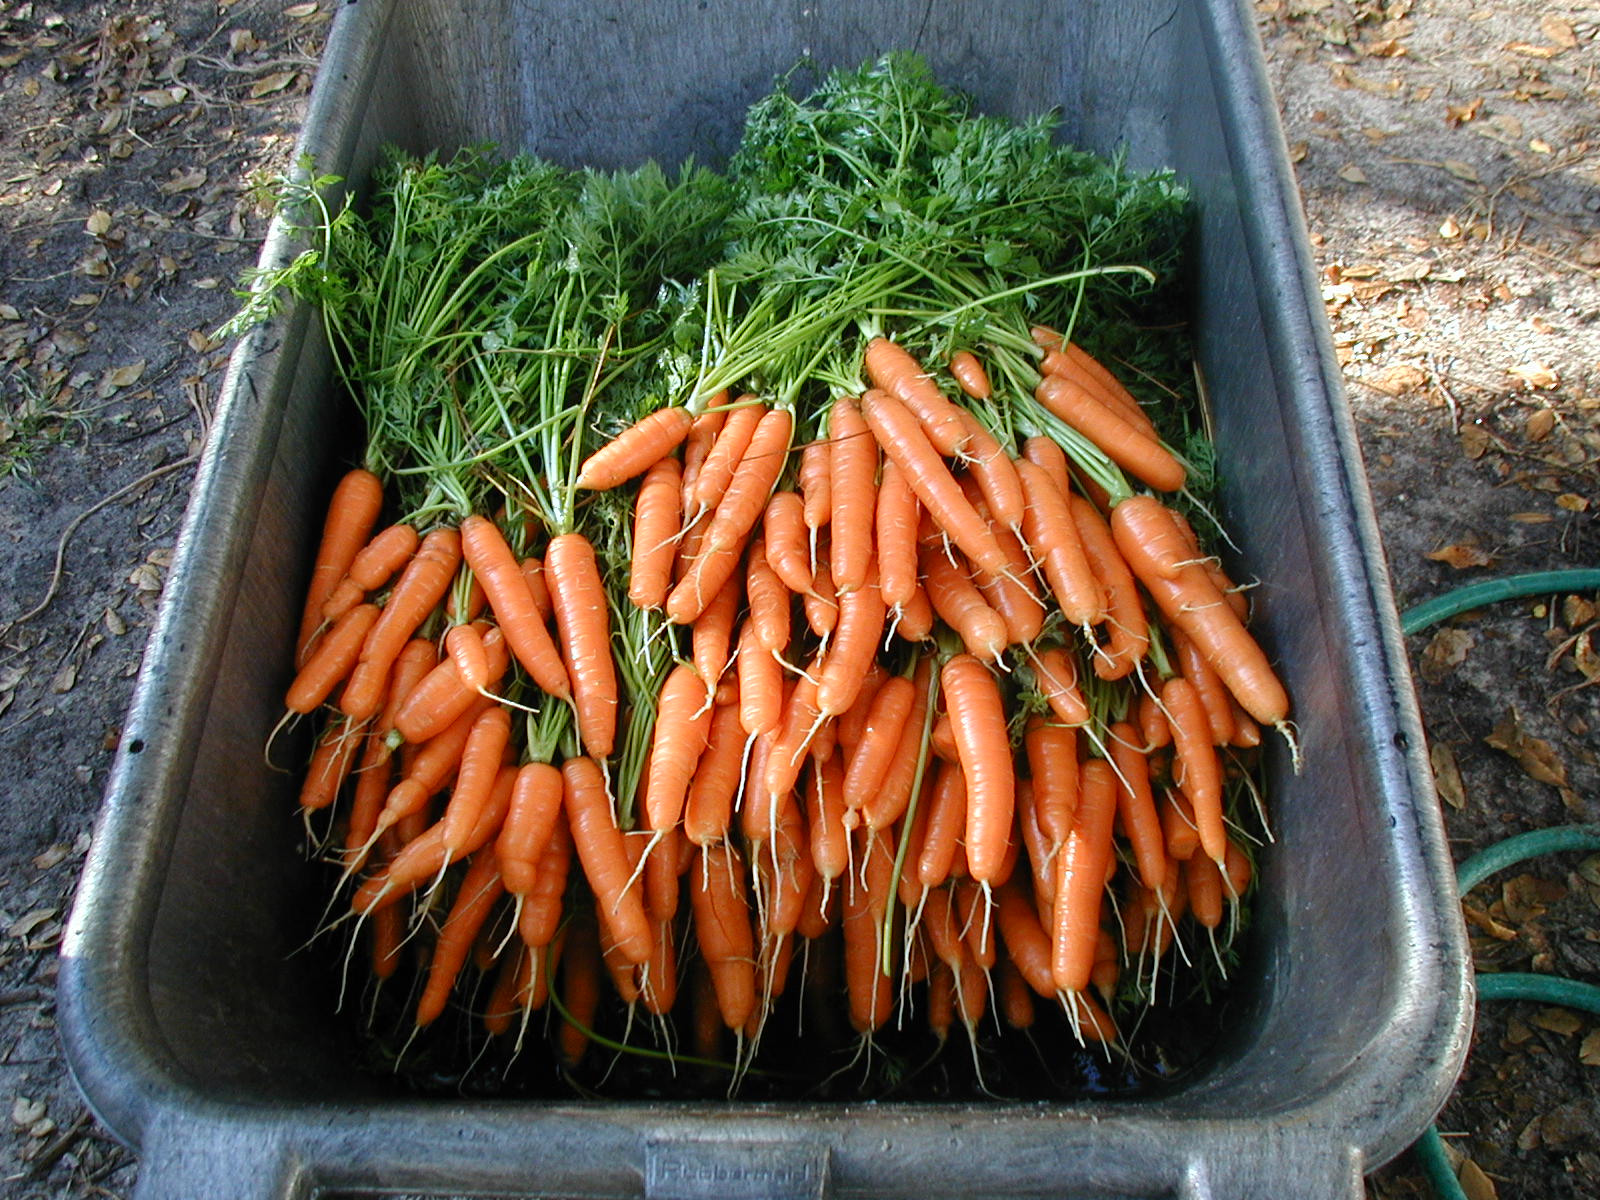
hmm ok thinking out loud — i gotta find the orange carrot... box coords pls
[840,674,916,811]
[1109,721,1168,892]
[859,387,1008,577]
[874,457,921,610]
[842,827,895,1033]
[415,849,505,1027]
[392,625,508,745]
[683,701,745,846]
[679,402,727,503]
[1162,675,1226,864]
[1016,460,1106,628]
[828,395,878,594]
[744,538,790,655]
[802,550,839,638]
[519,821,573,949]
[921,542,1008,663]
[439,705,513,854]
[1051,759,1118,993]
[320,522,420,623]
[763,490,813,593]
[460,516,570,700]
[691,399,765,516]
[864,337,970,457]
[817,568,887,717]
[520,555,552,623]
[298,715,362,812]
[860,657,933,833]
[1161,786,1200,862]
[942,653,1013,885]
[1025,715,1078,849]
[956,410,1025,530]
[497,760,564,896]
[692,842,757,1031]
[286,602,380,714]
[628,455,682,610]
[564,755,652,964]
[703,408,794,556]
[948,350,991,401]
[798,440,832,535]
[1035,374,1187,493]
[736,620,783,736]
[296,467,384,666]
[807,749,851,883]
[916,758,968,890]
[1170,627,1237,745]
[1108,494,1199,581]
[443,622,489,692]
[341,527,462,720]
[1067,494,1149,681]
[576,405,693,491]
[556,916,602,1066]
[996,879,1055,998]
[642,662,714,832]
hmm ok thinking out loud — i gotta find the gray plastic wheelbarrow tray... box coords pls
[59,1,1471,1196]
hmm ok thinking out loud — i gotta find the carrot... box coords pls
[395,692,498,803]
[921,542,1008,663]
[1161,786,1201,862]
[460,516,570,700]
[320,522,420,623]
[298,716,363,811]
[1108,494,1200,581]
[345,730,398,866]
[1065,342,1155,431]
[642,825,684,925]
[415,850,505,1027]
[744,538,790,655]
[438,705,513,854]
[392,625,508,745]
[974,523,1046,646]
[859,388,1008,578]
[556,915,602,1066]
[840,675,916,811]
[947,350,991,401]
[296,467,384,666]
[929,711,959,763]
[665,536,743,627]
[802,550,839,638]
[1015,778,1057,919]
[564,755,652,964]
[443,622,489,692]
[497,760,564,896]
[692,842,757,1031]
[836,662,887,753]
[1138,690,1172,750]
[828,396,878,594]
[482,944,528,1037]
[736,620,783,736]
[798,439,832,536]
[926,958,955,1042]
[519,821,573,949]
[1051,758,1119,993]
[642,662,714,832]
[874,457,920,610]
[816,568,887,717]
[520,556,552,623]
[1109,721,1168,892]
[1067,494,1149,681]
[576,405,693,491]
[628,455,682,610]
[684,700,746,846]
[955,877,996,970]
[1169,627,1237,745]
[691,399,765,515]
[1016,460,1105,628]
[941,654,1013,886]
[1035,374,1187,493]
[842,827,895,1033]
[1187,853,1225,930]
[807,749,850,883]
[956,410,1025,530]
[762,666,822,801]
[1140,565,1290,726]
[693,567,743,698]
[368,899,404,981]
[703,408,794,556]
[916,758,967,891]
[860,657,933,833]
[1025,715,1078,849]
[639,915,679,1017]
[1162,676,1226,864]
[679,402,728,503]
[893,583,935,643]
[863,337,970,457]
[285,602,380,714]
[763,490,813,593]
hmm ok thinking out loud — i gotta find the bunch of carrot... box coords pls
[249,53,1289,1094]
[281,317,1283,1089]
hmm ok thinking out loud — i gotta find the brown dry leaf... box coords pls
[1526,408,1557,440]
[1430,740,1466,808]
[1458,1159,1496,1200]
[1426,541,1495,570]
[84,209,112,236]
[1364,362,1428,395]
[1510,512,1554,524]
[1288,140,1309,163]
[1505,41,1558,59]
[137,85,188,108]
[1532,1007,1583,1036]
[228,28,262,55]
[50,663,77,693]
[1443,159,1480,183]
[1485,710,1577,807]
[284,1,320,16]
[1539,16,1577,48]
[1502,873,1566,922]
[1579,1028,1600,1066]
[1363,37,1405,57]
[1462,903,1518,940]
[98,360,146,396]
[249,70,298,99]
[1564,596,1598,628]
[31,844,70,871]
[159,166,208,196]
[1510,362,1560,390]
[1446,97,1484,126]
[1573,631,1600,681]
[1460,426,1491,459]
[1439,215,1463,239]
[6,909,55,939]
[1420,627,1475,682]
[1337,163,1370,184]
[10,1098,45,1128]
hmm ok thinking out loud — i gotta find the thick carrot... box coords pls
[628,455,682,611]
[1187,852,1225,930]
[863,337,971,457]
[1161,786,1201,862]
[798,440,832,535]
[341,527,462,720]
[296,467,384,666]
[1162,675,1226,864]
[807,749,850,883]
[861,657,933,833]
[763,491,813,593]
[298,716,362,812]
[460,516,570,700]
[1138,690,1172,750]
[553,531,620,755]
[828,395,878,594]
[744,539,790,654]
[916,758,968,890]
[497,760,564,896]
[1065,342,1157,435]
[762,666,822,801]
[415,849,505,1027]
[679,403,727,503]
[1109,494,1199,581]
[1170,627,1237,745]
[519,821,572,949]
[836,662,886,753]
[703,408,794,556]
[1035,374,1187,493]
[691,565,741,696]
[860,388,1008,577]
[893,583,935,643]
[802,550,839,638]
[842,827,895,1033]
[443,622,489,692]
[320,522,420,623]
[665,537,743,626]
[1025,715,1079,849]
[1016,460,1105,628]
[921,542,1008,663]
[956,410,1025,530]
[285,602,380,714]
[692,842,757,1031]
[691,399,765,516]
[576,405,693,491]
[643,662,714,832]
[1051,759,1119,993]
[941,654,1013,885]
[564,755,652,964]
[974,523,1046,646]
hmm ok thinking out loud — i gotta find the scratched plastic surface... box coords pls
[58,2,1470,1197]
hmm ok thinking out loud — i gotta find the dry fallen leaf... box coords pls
[1430,740,1466,808]
[1502,873,1566,922]
[1539,16,1577,48]
[1420,627,1475,682]
[1460,426,1491,459]
[1532,1007,1582,1036]
[1443,159,1480,183]
[1526,408,1557,440]
[1446,97,1484,126]
[99,360,146,395]
[10,1097,45,1128]
[6,908,56,939]
[1440,215,1463,239]
[1485,709,1579,808]
[1579,1028,1600,1066]
[31,844,70,871]
[1364,362,1428,395]
[84,209,112,236]
[50,663,77,694]
[159,166,208,195]
[249,70,298,98]
[284,1,320,16]
[1510,362,1560,390]
[1457,1158,1497,1200]
[1426,541,1495,570]
[1505,41,1558,59]
[1337,163,1370,184]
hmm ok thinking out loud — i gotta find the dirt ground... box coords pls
[0,1,1595,1197]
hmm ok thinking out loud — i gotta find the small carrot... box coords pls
[816,568,887,717]
[519,821,573,949]
[298,715,363,812]
[564,755,652,964]
[1016,459,1105,628]
[692,564,743,696]
[916,757,968,890]
[642,662,714,833]
[1161,786,1200,862]
[842,827,895,1033]
[691,842,757,1031]
[443,622,489,692]
[874,457,921,610]
[860,657,933,833]
[1025,715,1078,849]
[1051,758,1119,993]
[702,408,794,557]
[744,538,791,655]
[285,602,380,714]
[798,440,832,536]
[1109,721,1168,892]
[438,705,513,855]
[1169,627,1237,745]
[840,674,916,811]
[863,337,971,457]
[806,749,851,883]
[414,849,505,1028]
[460,515,570,700]
[576,405,693,491]
[683,700,746,846]
[679,402,727,503]
[956,409,1025,530]
[320,522,420,623]
[392,625,508,745]
[828,396,878,594]
[921,542,1008,663]
[1035,374,1187,493]
[556,915,602,1067]
[628,455,682,611]
[995,879,1055,998]
[1067,494,1149,681]
[296,467,384,666]
[763,490,813,593]
[802,550,839,639]
[736,620,783,736]
[691,399,765,516]
[947,350,991,401]
[342,527,462,720]
[1162,675,1226,864]
[942,653,1013,886]
[497,760,565,897]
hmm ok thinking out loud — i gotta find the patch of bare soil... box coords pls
[0,1,1593,1196]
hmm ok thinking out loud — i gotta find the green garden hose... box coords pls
[1400,572,1600,1199]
